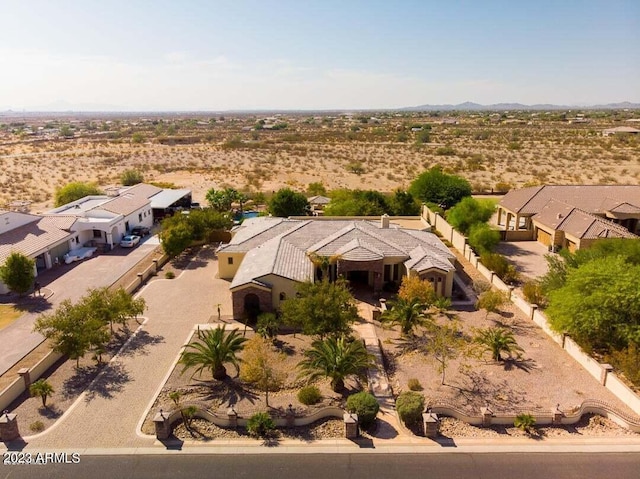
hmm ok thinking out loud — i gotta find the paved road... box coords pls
[0,241,157,375]
[2,452,639,479]
[25,245,234,448]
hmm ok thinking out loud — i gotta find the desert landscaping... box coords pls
[1,111,639,212]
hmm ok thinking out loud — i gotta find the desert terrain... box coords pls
[0,110,639,212]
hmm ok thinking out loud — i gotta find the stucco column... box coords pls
[506,213,512,230]
[106,232,114,248]
[497,208,503,226]
[515,214,521,230]
[44,251,52,269]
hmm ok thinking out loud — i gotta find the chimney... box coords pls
[381,214,389,229]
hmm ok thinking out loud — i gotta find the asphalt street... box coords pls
[2,452,639,479]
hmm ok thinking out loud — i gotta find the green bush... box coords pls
[396,391,425,426]
[407,378,423,391]
[247,412,275,438]
[297,386,322,405]
[468,223,500,254]
[514,413,536,434]
[346,392,380,429]
[480,252,519,284]
[165,271,175,279]
[522,280,545,306]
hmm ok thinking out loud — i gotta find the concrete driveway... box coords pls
[495,240,551,279]
[0,241,157,376]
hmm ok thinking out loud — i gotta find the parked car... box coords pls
[120,235,141,248]
[130,226,150,237]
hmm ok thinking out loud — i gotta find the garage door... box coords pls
[536,228,552,246]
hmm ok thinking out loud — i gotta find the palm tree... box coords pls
[474,327,523,362]
[29,379,54,408]
[381,297,431,336]
[297,336,375,392]
[179,326,247,380]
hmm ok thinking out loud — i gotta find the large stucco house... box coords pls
[0,183,191,294]
[497,185,640,251]
[217,215,457,319]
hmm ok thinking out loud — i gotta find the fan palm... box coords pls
[29,379,54,408]
[179,326,247,380]
[474,327,523,361]
[298,336,375,392]
[381,297,431,336]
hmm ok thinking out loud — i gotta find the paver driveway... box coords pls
[22,245,233,449]
[0,241,158,375]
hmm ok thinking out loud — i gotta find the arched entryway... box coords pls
[244,293,261,322]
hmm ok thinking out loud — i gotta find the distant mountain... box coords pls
[402,101,640,111]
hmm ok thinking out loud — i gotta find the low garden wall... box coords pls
[430,399,640,432]
[422,205,640,416]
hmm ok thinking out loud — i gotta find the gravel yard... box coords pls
[378,301,639,419]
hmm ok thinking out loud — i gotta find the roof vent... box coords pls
[556,213,563,219]
[381,214,390,229]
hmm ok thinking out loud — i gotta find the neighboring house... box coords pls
[602,126,640,137]
[218,215,456,319]
[117,183,193,221]
[497,185,640,251]
[307,195,331,214]
[46,192,153,250]
[0,210,75,293]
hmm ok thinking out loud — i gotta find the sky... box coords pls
[0,0,638,111]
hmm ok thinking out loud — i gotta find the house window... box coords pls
[383,264,391,282]
[393,264,400,281]
[139,213,142,222]
[279,292,286,301]
[75,236,79,243]
[227,257,233,265]
[437,277,442,282]
[93,230,102,238]
[125,221,130,231]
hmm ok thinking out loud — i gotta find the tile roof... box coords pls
[308,195,331,205]
[227,217,455,290]
[98,194,151,216]
[499,185,640,216]
[121,183,163,199]
[0,217,73,263]
[533,201,638,240]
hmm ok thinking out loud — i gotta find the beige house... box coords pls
[218,216,456,319]
[497,185,640,251]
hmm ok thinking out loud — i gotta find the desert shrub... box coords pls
[522,280,545,306]
[407,378,423,391]
[121,169,144,186]
[468,223,500,254]
[606,344,640,386]
[514,413,536,434]
[480,253,519,284]
[165,271,175,279]
[435,145,456,156]
[247,412,275,438]
[346,392,380,429]
[29,421,45,433]
[494,181,513,193]
[297,385,322,405]
[396,391,425,426]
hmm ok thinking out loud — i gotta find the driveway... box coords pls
[495,240,551,279]
[26,245,234,448]
[0,241,158,376]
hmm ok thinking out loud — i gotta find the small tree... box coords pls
[397,275,437,305]
[428,322,464,385]
[121,169,144,186]
[307,182,327,196]
[159,219,194,257]
[29,379,54,408]
[474,327,523,362]
[54,181,102,207]
[240,336,286,407]
[468,223,500,254]
[0,252,35,296]
[280,279,358,338]
[179,326,247,381]
[476,290,507,319]
[381,297,432,337]
[446,197,495,235]
[268,188,309,217]
[297,336,375,392]
[514,413,536,434]
[256,312,281,341]
[409,166,471,209]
